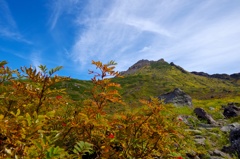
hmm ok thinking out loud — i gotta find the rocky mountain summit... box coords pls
[120,58,168,75]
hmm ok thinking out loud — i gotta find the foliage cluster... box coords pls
[0,60,198,158]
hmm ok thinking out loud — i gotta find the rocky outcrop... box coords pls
[230,128,240,158]
[158,88,192,106]
[120,58,169,75]
[194,108,217,125]
[120,59,152,75]
[223,103,240,118]
[191,71,210,78]
[230,73,240,79]
[170,62,188,74]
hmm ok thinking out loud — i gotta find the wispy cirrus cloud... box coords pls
[51,0,240,74]
[0,0,16,38]
[0,0,30,43]
[48,0,81,30]
[0,0,16,31]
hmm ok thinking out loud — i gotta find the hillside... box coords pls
[113,59,240,101]
[61,59,240,102]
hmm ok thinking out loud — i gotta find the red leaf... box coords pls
[108,133,114,139]
[56,95,62,99]
[62,122,66,126]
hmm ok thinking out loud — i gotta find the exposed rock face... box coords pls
[158,88,192,106]
[191,71,210,78]
[223,103,240,118]
[194,108,217,125]
[230,73,240,79]
[120,59,152,75]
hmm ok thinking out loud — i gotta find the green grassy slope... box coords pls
[112,60,240,101]
[59,59,239,103]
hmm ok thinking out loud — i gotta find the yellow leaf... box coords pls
[0,114,4,120]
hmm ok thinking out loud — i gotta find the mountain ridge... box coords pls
[121,58,240,80]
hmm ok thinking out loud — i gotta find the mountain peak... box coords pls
[121,58,169,75]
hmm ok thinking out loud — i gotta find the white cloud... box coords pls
[30,51,42,72]
[68,0,240,74]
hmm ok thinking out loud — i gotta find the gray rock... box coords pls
[222,128,240,158]
[185,129,202,135]
[223,103,240,118]
[198,124,218,129]
[209,107,215,111]
[229,128,240,148]
[220,122,240,132]
[194,108,218,125]
[213,149,231,158]
[209,157,225,159]
[158,88,192,106]
[194,135,206,145]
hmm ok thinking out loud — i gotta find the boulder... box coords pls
[229,128,240,157]
[223,103,240,118]
[194,108,217,125]
[229,128,240,145]
[222,128,240,157]
[158,88,192,106]
[220,123,240,132]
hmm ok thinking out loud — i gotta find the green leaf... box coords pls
[73,141,93,155]
[26,113,32,126]
[46,110,55,117]
[42,134,47,145]
[39,65,47,73]
[96,113,101,119]
[33,141,42,150]
[74,144,81,152]
[49,147,54,156]
[16,109,20,116]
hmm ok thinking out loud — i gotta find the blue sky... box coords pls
[1,0,240,79]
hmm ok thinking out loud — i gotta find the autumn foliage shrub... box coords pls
[0,60,198,158]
